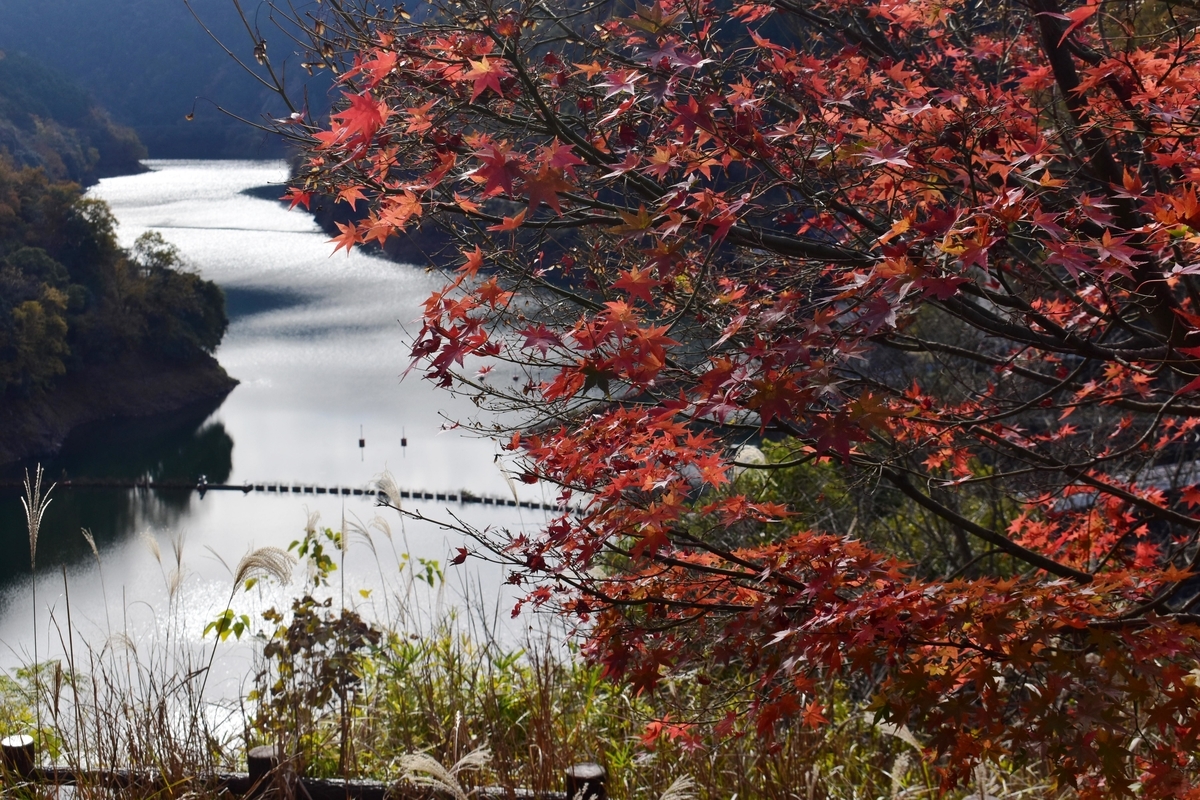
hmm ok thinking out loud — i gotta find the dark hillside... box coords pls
[0,158,236,463]
[0,0,330,158]
[0,51,146,184]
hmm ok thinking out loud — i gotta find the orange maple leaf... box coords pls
[454,193,482,214]
[379,191,422,230]
[459,246,486,277]
[329,221,361,255]
[337,186,368,207]
[609,205,655,236]
[573,61,604,79]
[487,209,527,231]
[405,99,439,134]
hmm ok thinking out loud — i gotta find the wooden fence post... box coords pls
[1,735,35,779]
[247,744,280,797]
[565,763,606,800]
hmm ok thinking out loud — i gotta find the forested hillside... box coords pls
[0,50,145,185]
[0,0,327,158]
[0,159,229,397]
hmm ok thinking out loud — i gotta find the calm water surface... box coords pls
[0,160,548,682]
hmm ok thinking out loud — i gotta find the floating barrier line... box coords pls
[0,478,575,513]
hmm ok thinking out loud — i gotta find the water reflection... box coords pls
[222,285,308,322]
[0,397,233,585]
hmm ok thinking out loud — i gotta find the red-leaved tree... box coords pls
[251,0,1200,792]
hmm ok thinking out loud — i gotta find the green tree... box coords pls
[6,289,68,390]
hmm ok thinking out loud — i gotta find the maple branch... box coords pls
[943,548,1007,581]
[1107,537,1200,621]
[1030,0,1185,345]
[909,639,1012,662]
[881,468,1093,583]
[972,268,1166,354]
[938,294,1153,362]
[319,0,372,41]
[724,224,871,264]
[383,504,763,614]
[1000,235,1162,348]
[880,334,1200,417]
[1087,613,1200,631]
[499,37,631,180]
[605,540,788,591]
[184,0,299,113]
[770,0,901,61]
[971,425,1200,529]
[730,452,820,470]
[666,528,812,594]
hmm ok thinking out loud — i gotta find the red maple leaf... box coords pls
[281,187,312,210]
[475,144,523,197]
[349,49,398,87]
[520,324,562,356]
[1041,0,1100,45]
[612,266,659,303]
[540,139,586,177]
[458,246,486,277]
[746,377,800,428]
[332,91,391,142]
[464,56,509,102]
[523,167,572,214]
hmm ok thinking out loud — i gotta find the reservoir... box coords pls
[0,160,546,679]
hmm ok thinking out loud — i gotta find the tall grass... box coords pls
[0,487,1055,800]
[21,465,52,752]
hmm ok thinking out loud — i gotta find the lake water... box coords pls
[0,160,550,686]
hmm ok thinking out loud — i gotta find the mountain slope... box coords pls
[0,50,146,184]
[0,0,328,158]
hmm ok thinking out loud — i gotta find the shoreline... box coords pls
[0,353,237,466]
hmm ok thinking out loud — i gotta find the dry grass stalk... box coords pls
[22,464,54,754]
[397,747,492,800]
[658,775,696,800]
[234,547,296,587]
[374,472,405,511]
[22,464,53,570]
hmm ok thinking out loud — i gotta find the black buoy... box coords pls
[401,426,407,457]
[359,425,365,461]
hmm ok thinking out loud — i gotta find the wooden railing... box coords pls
[1,736,607,800]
